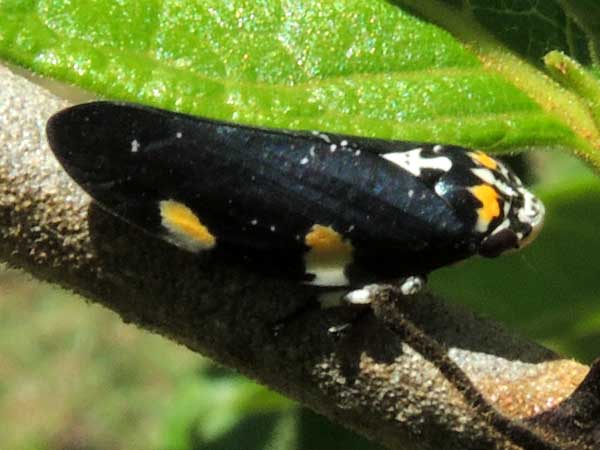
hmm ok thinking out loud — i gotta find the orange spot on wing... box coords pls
[304,224,353,286]
[470,151,498,170]
[469,185,500,232]
[160,200,216,250]
[305,225,352,255]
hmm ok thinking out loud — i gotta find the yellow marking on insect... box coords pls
[470,151,498,170]
[469,185,501,232]
[304,224,353,286]
[159,199,216,252]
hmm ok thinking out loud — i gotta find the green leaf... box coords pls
[159,372,296,450]
[159,371,384,450]
[395,0,600,164]
[544,51,600,127]
[417,0,600,66]
[1,0,596,159]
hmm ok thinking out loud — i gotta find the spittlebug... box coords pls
[46,102,544,299]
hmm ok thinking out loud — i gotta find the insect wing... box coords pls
[47,102,469,282]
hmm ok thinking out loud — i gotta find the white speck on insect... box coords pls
[340,140,348,147]
[354,150,361,156]
[408,190,414,198]
[309,145,316,157]
[130,139,140,153]
[300,157,309,165]
[348,224,355,232]
[251,219,258,226]
[176,132,183,139]
[329,144,337,152]
[251,175,256,181]
[433,144,443,153]
[311,131,332,144]
[270,225,276,232]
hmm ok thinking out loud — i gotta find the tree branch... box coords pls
[1,64,597,450]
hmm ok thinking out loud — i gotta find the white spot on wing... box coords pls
[311,131,332,143]
[130,139,140,153]
[306,266,349,286]
[382,148,452,176]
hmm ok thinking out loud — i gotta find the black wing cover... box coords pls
[47,102,475,282]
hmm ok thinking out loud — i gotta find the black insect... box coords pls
[46,102,544,292]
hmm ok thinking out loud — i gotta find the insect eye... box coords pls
[478,229,518,258]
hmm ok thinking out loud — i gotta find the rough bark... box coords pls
[1,63,597,450]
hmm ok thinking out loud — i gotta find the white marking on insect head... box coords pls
[382,148,452,177]
[491,218,510,235]
[329,144,337,152]
[517,188,545,232]
[471,168,495,184]
[130,139,140,153]
[300,157,309,165]
[433,144,444,153]
[471,168,517,197]
[434,183,446,198]
[497,161,510,178]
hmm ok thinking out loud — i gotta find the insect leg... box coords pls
[343,275,427,305]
